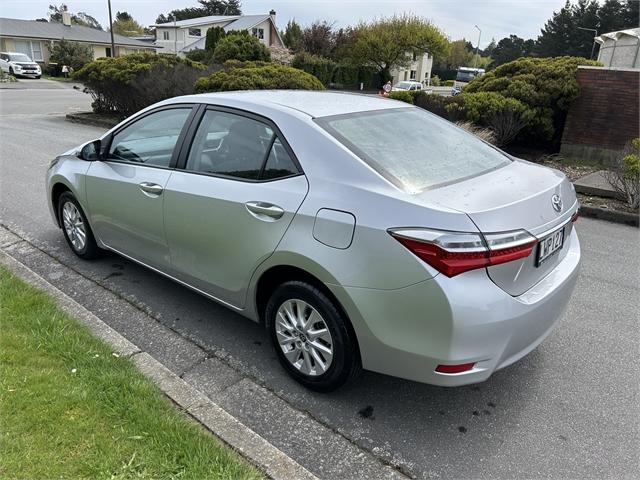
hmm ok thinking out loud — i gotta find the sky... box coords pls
[0,0,571,47]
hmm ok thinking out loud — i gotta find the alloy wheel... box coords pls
[62,201,87,251]
[275,299,334,376]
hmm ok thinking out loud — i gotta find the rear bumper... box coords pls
[329,229,581,386]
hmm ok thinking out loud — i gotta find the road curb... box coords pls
[0,247,319,480]
[579,205,639,227]
[65,111,120,129]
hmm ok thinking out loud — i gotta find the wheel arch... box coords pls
[51,182,73,227]
[254,263,362,362]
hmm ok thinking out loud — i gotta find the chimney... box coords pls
[62,6,71,27]
[269,9,276,22]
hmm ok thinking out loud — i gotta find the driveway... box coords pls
[1,86,638,479]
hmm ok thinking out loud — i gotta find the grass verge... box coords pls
[0,266,262,479]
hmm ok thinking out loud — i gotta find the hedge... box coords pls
[213,32,271,63]
[291,52,336,86]
[194,62,324,92]
[73,53,207,116]
[464,56,601,145]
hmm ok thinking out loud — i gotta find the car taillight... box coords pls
[571,209,579,223]
[389,228,537,277]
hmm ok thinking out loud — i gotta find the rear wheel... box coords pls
[58,192,100,259]
[266,281,361,391]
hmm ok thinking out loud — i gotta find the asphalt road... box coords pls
[1,83,638,479]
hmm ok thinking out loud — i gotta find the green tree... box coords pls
[435,39,473,69]
[112,11,145,37]
[491,35,535,67]
[48,4,102,29]
[482,38,497,57]
[205,26,227,52]
[199,0,242,15]
[598,0,629,32]
[213,32,271,63]
[348,14,449,81]
[300,21,336,57]
[282,19,303,51]
[622,0,640,28]
[48,39,94,70]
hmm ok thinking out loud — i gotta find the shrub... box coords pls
[185,48,213,64]
[73,53,207,116]
[603,138,640,209]
[444,79,455,86]
[205,26,226,52]
[413,92,465,122]
[452,91,535,146]
[456,121,496,145]
[48,39,94,70]
[212,32,271,63]
[388,90,418,103]
[194,62,325,93]
[291,52,336,85]
[429,74,441,86]
[464,56,601,146]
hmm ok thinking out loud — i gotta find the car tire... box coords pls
[266,281,361,392]
[58,192,101,259]
[35,75,41,79]
[9,67,14,75]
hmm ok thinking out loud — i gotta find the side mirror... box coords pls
[79,139,101,161]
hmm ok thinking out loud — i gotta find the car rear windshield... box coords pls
[315,107,510,193]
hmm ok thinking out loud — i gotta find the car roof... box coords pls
[182,90,409,118]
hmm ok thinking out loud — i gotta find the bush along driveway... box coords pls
[0,265,263,480]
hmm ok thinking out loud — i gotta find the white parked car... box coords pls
[392,81,423,91]
[0,52,42,78]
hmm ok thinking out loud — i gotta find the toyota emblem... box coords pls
[552,194,563,213]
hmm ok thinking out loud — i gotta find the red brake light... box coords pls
[390,228,537,277]
[435,363,476,374]
[571,209,579,223]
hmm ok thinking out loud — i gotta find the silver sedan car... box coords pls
[47,91,581,391]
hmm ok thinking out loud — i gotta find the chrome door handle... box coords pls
[245,201,284,219]
[139,182,163,195]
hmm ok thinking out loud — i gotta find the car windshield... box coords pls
[395,82,414,89]
[316,107,510,193]
[9,54,32,62]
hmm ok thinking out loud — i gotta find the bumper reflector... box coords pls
[435,363,475,374]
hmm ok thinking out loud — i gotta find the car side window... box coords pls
[186,110,275,180]
[107,108,191,167]
[262,138,299,180]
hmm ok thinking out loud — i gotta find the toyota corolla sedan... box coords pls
[47,91,581,391]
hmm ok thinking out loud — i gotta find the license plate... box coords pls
[536,227,565,266]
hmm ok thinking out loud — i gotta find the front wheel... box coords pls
[58,192,100,259]
[266,281,361,392]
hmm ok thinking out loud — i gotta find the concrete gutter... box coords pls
[0,246,318,480]
[579,205,639,227]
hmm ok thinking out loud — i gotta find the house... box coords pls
[0,13,157,65]
[595,28,640,69]
[390,52,434,86]
[153,10,284,56]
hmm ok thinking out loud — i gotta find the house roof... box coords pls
[153,14,272,33]
[153,15,239,28]
[0,17,156,48]
[595,27,640,44]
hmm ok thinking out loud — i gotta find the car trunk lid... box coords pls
[415,160,578,296]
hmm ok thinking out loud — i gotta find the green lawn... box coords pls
[0,266,262,479]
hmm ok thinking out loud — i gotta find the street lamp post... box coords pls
[474,25,482,68]
[107,0,116,57]
[578,26,598,60]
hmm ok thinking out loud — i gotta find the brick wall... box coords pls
[561,66,639,162]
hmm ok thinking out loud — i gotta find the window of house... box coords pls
[410,70,417,80]
[163,30,170,40]
[14,40,42,61]
[188,28,202,37]
[252,28,264,39]
[412,52,417,61]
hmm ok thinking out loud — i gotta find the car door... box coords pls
[85,105,196,270]
[163,107,308,308]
